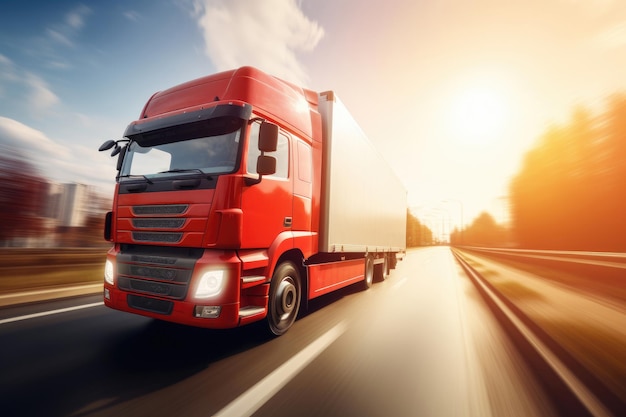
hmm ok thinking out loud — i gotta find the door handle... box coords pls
[284,217,292,227]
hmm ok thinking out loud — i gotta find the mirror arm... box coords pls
[244,174,262,186]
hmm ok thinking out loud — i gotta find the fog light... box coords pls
[195,305,221,318]
[104,288,110,300]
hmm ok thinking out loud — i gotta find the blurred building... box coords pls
[46,182,90,228]
[7,182,110,248]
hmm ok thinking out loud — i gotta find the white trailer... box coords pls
[318,91,407,254]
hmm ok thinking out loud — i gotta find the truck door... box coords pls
[241,121,293,248]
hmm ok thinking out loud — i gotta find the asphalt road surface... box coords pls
[0,247,560,417]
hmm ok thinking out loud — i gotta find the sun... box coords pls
[449,86,509,145]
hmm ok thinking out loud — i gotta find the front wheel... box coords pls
[266,261,302,336]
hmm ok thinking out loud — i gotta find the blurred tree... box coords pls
[509,96,626,251]
[0,147,47,245]
[406,210,433,247]
[599,94,626,250]
[461,212,504,247]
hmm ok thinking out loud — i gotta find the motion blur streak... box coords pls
[0,302,103,325]
[455,251,613,417]
[213,321,347,417]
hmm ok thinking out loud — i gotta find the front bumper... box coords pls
[103,246,244,329]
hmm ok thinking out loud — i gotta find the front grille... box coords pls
[131,255,178,265]
[132,205,188,215]
[118,277,187,299]
[132,218,185,229]
[126,265,181,281]
[127,294,174,315]
[116,245,201,301]
[132,232,182,243]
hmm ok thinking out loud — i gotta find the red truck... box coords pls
[99,66,406,335]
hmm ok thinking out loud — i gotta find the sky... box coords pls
[1,0,626,232]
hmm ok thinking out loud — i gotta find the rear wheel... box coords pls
[267,261,302,336]
[363,255,374,290]
[375,255,389,282]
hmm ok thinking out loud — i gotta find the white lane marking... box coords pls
[0,302,104,325]
[0,283,102,300]
[213,321,348,417]
[391,277,407,290]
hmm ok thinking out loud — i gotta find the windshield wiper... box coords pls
[119,174,153,184]
[158,168,205,174]
[158,168,214,180]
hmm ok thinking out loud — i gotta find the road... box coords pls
[0,247,564,417]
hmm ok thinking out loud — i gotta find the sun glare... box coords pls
[449,86,509,145]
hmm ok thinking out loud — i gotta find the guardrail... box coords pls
[456,246,626,264]
[454,246,626,304]
[452,247,624,416]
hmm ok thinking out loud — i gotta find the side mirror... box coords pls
[99,139,129,174]
[259,122,278,152]
[244,121,279,186]
[99,140,116,152]
[256,155,276,176]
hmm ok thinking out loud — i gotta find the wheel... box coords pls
[389,253,398,270]
[374,255,389,282]
[267,261,302,336]
[375,255,389,282]
[363,255,374,290]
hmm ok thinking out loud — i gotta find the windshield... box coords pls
[120,127,241,179]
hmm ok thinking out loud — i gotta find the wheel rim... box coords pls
[383,256,389,279]
[269,268,301,335]
[276,277,297,320]
[365,257,374,286]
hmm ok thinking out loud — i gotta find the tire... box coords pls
[374,255,389,282]
[266,261,302,336]
[375,255,389,282]
[363,255,374,290]
[389,253,398,270]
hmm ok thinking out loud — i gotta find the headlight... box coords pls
[104,259,115,285]
[194,270,225,298]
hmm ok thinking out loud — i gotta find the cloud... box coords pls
[594,21,626,49]
[46,5,92,48]
[0,57,60,114]
[0,117,69,160]
[191,0,324,85]
[66,5,90,29]
[25,73,60,110]
[0,117,117,192]
[46,28,74,48]
[63,143,117,193]
[567,0,618,12]
[0,116,117,194]
[123,10,141,22]
[0,53,12,66]
[0,53,18,83]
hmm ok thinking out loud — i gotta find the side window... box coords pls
[274,133,289,178]
[246,123,261,174]
[247,122,289,179]
[297,140,312,183]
